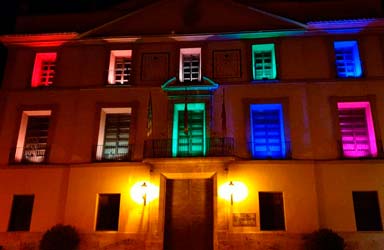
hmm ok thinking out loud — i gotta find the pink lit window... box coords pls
[337,102,377,158]
[31,53,57,87]
[108,50,132,85]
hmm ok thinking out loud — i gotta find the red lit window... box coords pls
[31,53,57,87]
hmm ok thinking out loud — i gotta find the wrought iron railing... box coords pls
[247,141,292,160]
[144,137,234,158]
[337,140,383,159]
[93,145,134,162]
[9,145,49,164]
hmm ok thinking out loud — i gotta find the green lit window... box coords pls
[252,44,277,80]
[172,103,206,157]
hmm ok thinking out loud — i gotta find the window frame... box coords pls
[352,191,383,231]
[95,193,121,231]
[15,110,52,163]
[179,48,202,82]
[172,103,206,157]
[96,107,132,160]
[337,101,377,158]
[333,40,362,78]
[259,192,286,231]
[250,103,287,159]
[8,194,35,232]
[108,50,132,85]
[31,52,57,87]
[252,44,277,81]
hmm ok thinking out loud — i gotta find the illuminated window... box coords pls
[96,108,132,161]
[250,104,286,159]
[259,192,285,231]
[14,110,51,163]
[31,53,57,87]
[8,195,34,231]
[179,48,201,82]
[334,41,362,78]
[252,44,277,80]
[337,102,377,158]
[352,191,382,231]
[96,194,120,231]
[108,50,132,85]
[172,103,206,157]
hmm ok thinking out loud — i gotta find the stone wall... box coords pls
[0,232,383,250]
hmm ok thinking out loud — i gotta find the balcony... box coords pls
[337,140,383,159]
[144,137,234,158]
[9,145,49,164]
[247,141,292,160]
[93,145,135,162]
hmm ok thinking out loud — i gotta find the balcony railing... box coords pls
[337,140,383,159]
[144,137,234,158]
[247,141,292,160]
[93,145,134,162]
[9,145,49,164]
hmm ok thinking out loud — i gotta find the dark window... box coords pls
[353,191,383,231]
[96,194,120,231]
[259,192,285,230]
[8,195,34,231]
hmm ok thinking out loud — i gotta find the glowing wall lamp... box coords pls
[130,181,159,205]
[141,182,148,206]
[219,181,248,205]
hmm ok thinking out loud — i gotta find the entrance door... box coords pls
[164,179,213,250]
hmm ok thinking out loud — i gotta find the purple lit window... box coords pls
[337,102,377,158]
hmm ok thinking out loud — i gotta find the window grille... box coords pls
[250,104,286,159]
[23,116,50,163]
[334,41,362,78]
[31,53,57,87]
[177,110,204,156]
[114,57,131,84]
[40,60,56,86]
[102,113,131,160]
[252,44,277,80]
[182,54,200,81]
[337,102,377,158]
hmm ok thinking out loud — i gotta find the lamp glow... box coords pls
[130,181,159,205]
[219,181,248,204]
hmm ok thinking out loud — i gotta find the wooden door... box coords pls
[164,179,213,250]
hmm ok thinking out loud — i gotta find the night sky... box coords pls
[1,0,384,34]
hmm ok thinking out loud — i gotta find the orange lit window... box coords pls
[31,53,57,87]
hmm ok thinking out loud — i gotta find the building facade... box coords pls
[1,0,384,249]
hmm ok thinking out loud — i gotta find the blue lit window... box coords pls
[252,44,277,80]
[250,104,286,159]
[334,41,362,78]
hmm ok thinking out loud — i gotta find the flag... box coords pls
[222,88,227,135]
[184,99,189,135]
[146,93,153,137]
